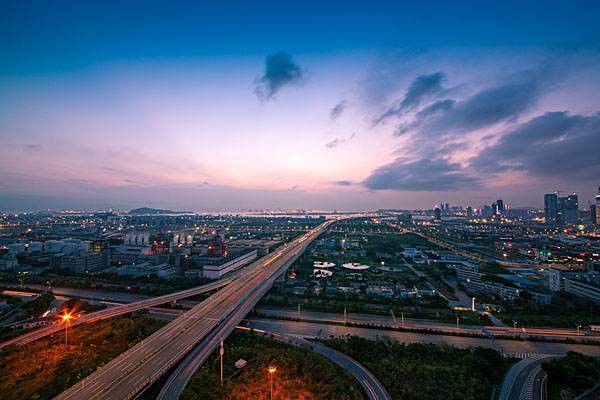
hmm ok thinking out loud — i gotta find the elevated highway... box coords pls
[55,220,334,400]
[0,278,233,350]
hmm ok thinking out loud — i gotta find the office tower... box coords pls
[590,204,597,226]
[596,187,600,225]
[562,194,578,224]
[434,207,442,221]
[557,196,567,224]
[482,205,492,218]
[491,202,498,216]
[466,206,473,218]
[496,199,504,214]
[544,193,558,224]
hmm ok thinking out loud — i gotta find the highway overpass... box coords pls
[0,277,233,350]
[55,220,334,400]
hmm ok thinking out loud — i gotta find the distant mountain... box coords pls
[129,207,176,215]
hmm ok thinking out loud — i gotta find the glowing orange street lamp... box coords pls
[62,313,72,347]
[268,366,277,400]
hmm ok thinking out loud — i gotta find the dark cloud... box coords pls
[363,158,481,191]
[393,99,456,137]
[333,180,353,186]
[374,72,445,125]
[24,144,42,151]
[254,52,303,101]
[391,68,560,160]
[330,100,348,120]
[420,69,554,135]
[416,99,455,118]
[325,133,356,149]
[470,111,600,180]
[401,72,446,109]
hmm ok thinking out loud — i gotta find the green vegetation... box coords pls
[542,352,600,400]
[0,316,166,400]
[498,292,600,328]
[178,331,363,400]
[479,262,510,274]
[60,297,105,314]
[419,263,458,300]
[0,270,208,296]
[324,337,515,400]
[0,290,25,319]
[22,292,55,318]
[271,228,477,325]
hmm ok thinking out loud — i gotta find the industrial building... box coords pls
[193,249,258,279]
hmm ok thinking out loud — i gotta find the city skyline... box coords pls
[2,1,600,211]
[3,4,600,400]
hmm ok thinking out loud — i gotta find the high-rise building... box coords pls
[544,193,558,224]
[482,205,492,218]
[434,207,442,221]
[590,204,597,226]
[491,202,498,216]
[562,194,579,224]
[496,199,504,214]
[466,206,473,218]
[596,187,600,225]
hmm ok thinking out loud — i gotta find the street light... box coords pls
[268,366,276,400]
[62,313,72,347]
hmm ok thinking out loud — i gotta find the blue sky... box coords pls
[1,1,600,211]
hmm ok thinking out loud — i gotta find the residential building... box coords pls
[564,278,600,304]
[58,250,109,273]
[544,193,558,224]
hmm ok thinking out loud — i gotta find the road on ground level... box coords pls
[243,318,600,356]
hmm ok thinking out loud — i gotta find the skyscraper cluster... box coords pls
[544,187,599,225]
[481,199,505,218]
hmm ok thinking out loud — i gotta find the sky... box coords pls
[1,1,600,212]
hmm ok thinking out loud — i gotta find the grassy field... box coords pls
[179,331,364,400]
[0,316,166,400]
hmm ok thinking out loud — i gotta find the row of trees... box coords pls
[324,336,515,400]
[499,291,600,328]
[543,351,600,399]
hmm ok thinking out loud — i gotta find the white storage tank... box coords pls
[8,243,24,254]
